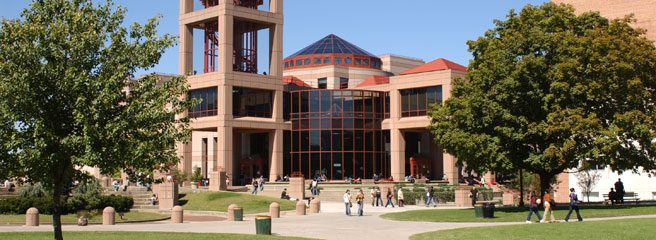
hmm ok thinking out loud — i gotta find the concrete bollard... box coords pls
[102,207,115,225]
[295,200,306,215]
[309,198,321,213]
[227,204,239,221]
[25,207,39,226]
[269,202,280,218]
[171,206,183,223]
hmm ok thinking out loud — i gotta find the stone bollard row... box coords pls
[171,206,183,223]
[309,198,321,213]
[25,207,39,226]
[269,202,280,218]
[295,200,306,215]
[103,207,115,225]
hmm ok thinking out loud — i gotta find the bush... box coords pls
[68,179,103,211]
[100,195,134,212]
[19,183,48,198]
[0,196,74,215]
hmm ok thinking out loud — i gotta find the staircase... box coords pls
[104,186,158,210]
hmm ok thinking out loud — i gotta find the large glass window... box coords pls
[400,86,442,117]
[334,58,342,64]
[233,87,273,118]
[188,87,217,118]
[339,77,349,89]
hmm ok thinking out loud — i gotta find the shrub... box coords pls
[100,195,134,212]
[19,182,48,198]
[0,196,74,215]
[68,179,103,211]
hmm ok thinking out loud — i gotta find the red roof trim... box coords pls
[399,58,467,75]
[356,75,390,87]
[283,76,311,87]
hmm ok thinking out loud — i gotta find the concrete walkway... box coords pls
[2,202,655,240]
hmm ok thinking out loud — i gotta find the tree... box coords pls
[429,3,656,198]
[0,1,191,239]
[575,168,602,203]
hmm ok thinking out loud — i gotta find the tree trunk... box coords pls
[539,173,553,200]
[52,183,63,240]
[518,169,524,207]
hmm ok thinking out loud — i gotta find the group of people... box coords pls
[250,175,265,195]
[526,188,583,223]
[2,180,15,192]
[608,178,625,204]
[341,187,404,216]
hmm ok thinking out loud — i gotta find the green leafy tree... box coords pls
[0,1,191,239]
[429,3,656,198]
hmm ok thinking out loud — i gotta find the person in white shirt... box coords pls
[397,188,405,207]
[343,190,352,216]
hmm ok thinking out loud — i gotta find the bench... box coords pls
[603,192,639,205]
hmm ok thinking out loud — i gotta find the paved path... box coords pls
[2,202,655,240]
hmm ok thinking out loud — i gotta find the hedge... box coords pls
[0,195,133,214]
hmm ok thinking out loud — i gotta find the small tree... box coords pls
[575,168,602,203]
[0,1,191,239]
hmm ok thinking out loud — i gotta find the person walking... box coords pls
[251,178,258,195]
[469,187,478,206]
[343,190,352,216]
[564,188,583,222]
[258,175,264,192]
[385,188,395,208]
[614,178,625,204]
[526,191,542,223]
[426,186,436,207]
[356,189,365,216]
[375,187,383,206]
[370,187,376,206]
[397,187,404,207]
[540,191,556,223]
[310,179,318,196]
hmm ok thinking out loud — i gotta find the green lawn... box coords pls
[179,192,296,214]
[0,212,168,225]
[411,218,656,240]
[0,232,312,240]
[381,205,656,222]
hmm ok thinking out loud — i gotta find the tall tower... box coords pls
[178,0,284,188]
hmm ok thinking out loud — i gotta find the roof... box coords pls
[287,34,377,58]
[399,58,467,75]
[283,76,311,87]
[356,75,390,87]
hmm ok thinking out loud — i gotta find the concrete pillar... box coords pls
[443,153,458,185]
[179,0,193,14]
[269,0,283,13]
[227,204,238,221]
[455,188,472,208]
[209,170,228,191]
[218,13,233,74]
[157,181,179,210]
[171,206,183,223]
[309,198,321,213]
[288,177,305,201]
[269,202,280,218]
[295,200,306,215]
[269,129,283,182]
[176,141,192,184]
[216,125,233,181]
[178,24,193,75]
[269,23,283,77]
[390,128,405,181]
[102,207,115,225]
[25,207,39,226]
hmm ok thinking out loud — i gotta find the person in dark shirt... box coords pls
[614,179,625,204]
[469,187,478,206]
[608,188,617,204]
[525,191,542,223]
[564,188,583,222]
[280,188,290,200]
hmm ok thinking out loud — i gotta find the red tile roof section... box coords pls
[356,75,390,87]
[283,76,311,87]
[399,58,467,75]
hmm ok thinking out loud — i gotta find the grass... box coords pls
[410,218,656,240]
[381,205,656,222]
[179,191,296,214]
[0,212,168,225]
[0,232,313,240]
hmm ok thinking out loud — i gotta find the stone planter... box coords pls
[190,182,198,189]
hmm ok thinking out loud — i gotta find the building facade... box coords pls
[178,0,466,187]
[552,0,656,202]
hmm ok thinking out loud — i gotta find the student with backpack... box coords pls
[564,188,583,222]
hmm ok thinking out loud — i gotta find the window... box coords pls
[289,60,294,67]
[233,87,273,118]
[318,78,327,89]
[363,59,369,66]
[304,58,311,65]
[296,59,302,66]
[345,57,352,64]
[314,58,321,65]
[355,59,361,65]
[284,62,289,68]
[334,58,342,64]
[188,87,218,118]
[339,77,349,89]
[400,86,442,117]
[323,57,330,64]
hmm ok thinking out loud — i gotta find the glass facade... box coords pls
[233,87,273,118]
[400,86,442,117]
[189,87,217,118]
[288,89,390,180]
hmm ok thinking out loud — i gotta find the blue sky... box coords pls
[1,0,548,76]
